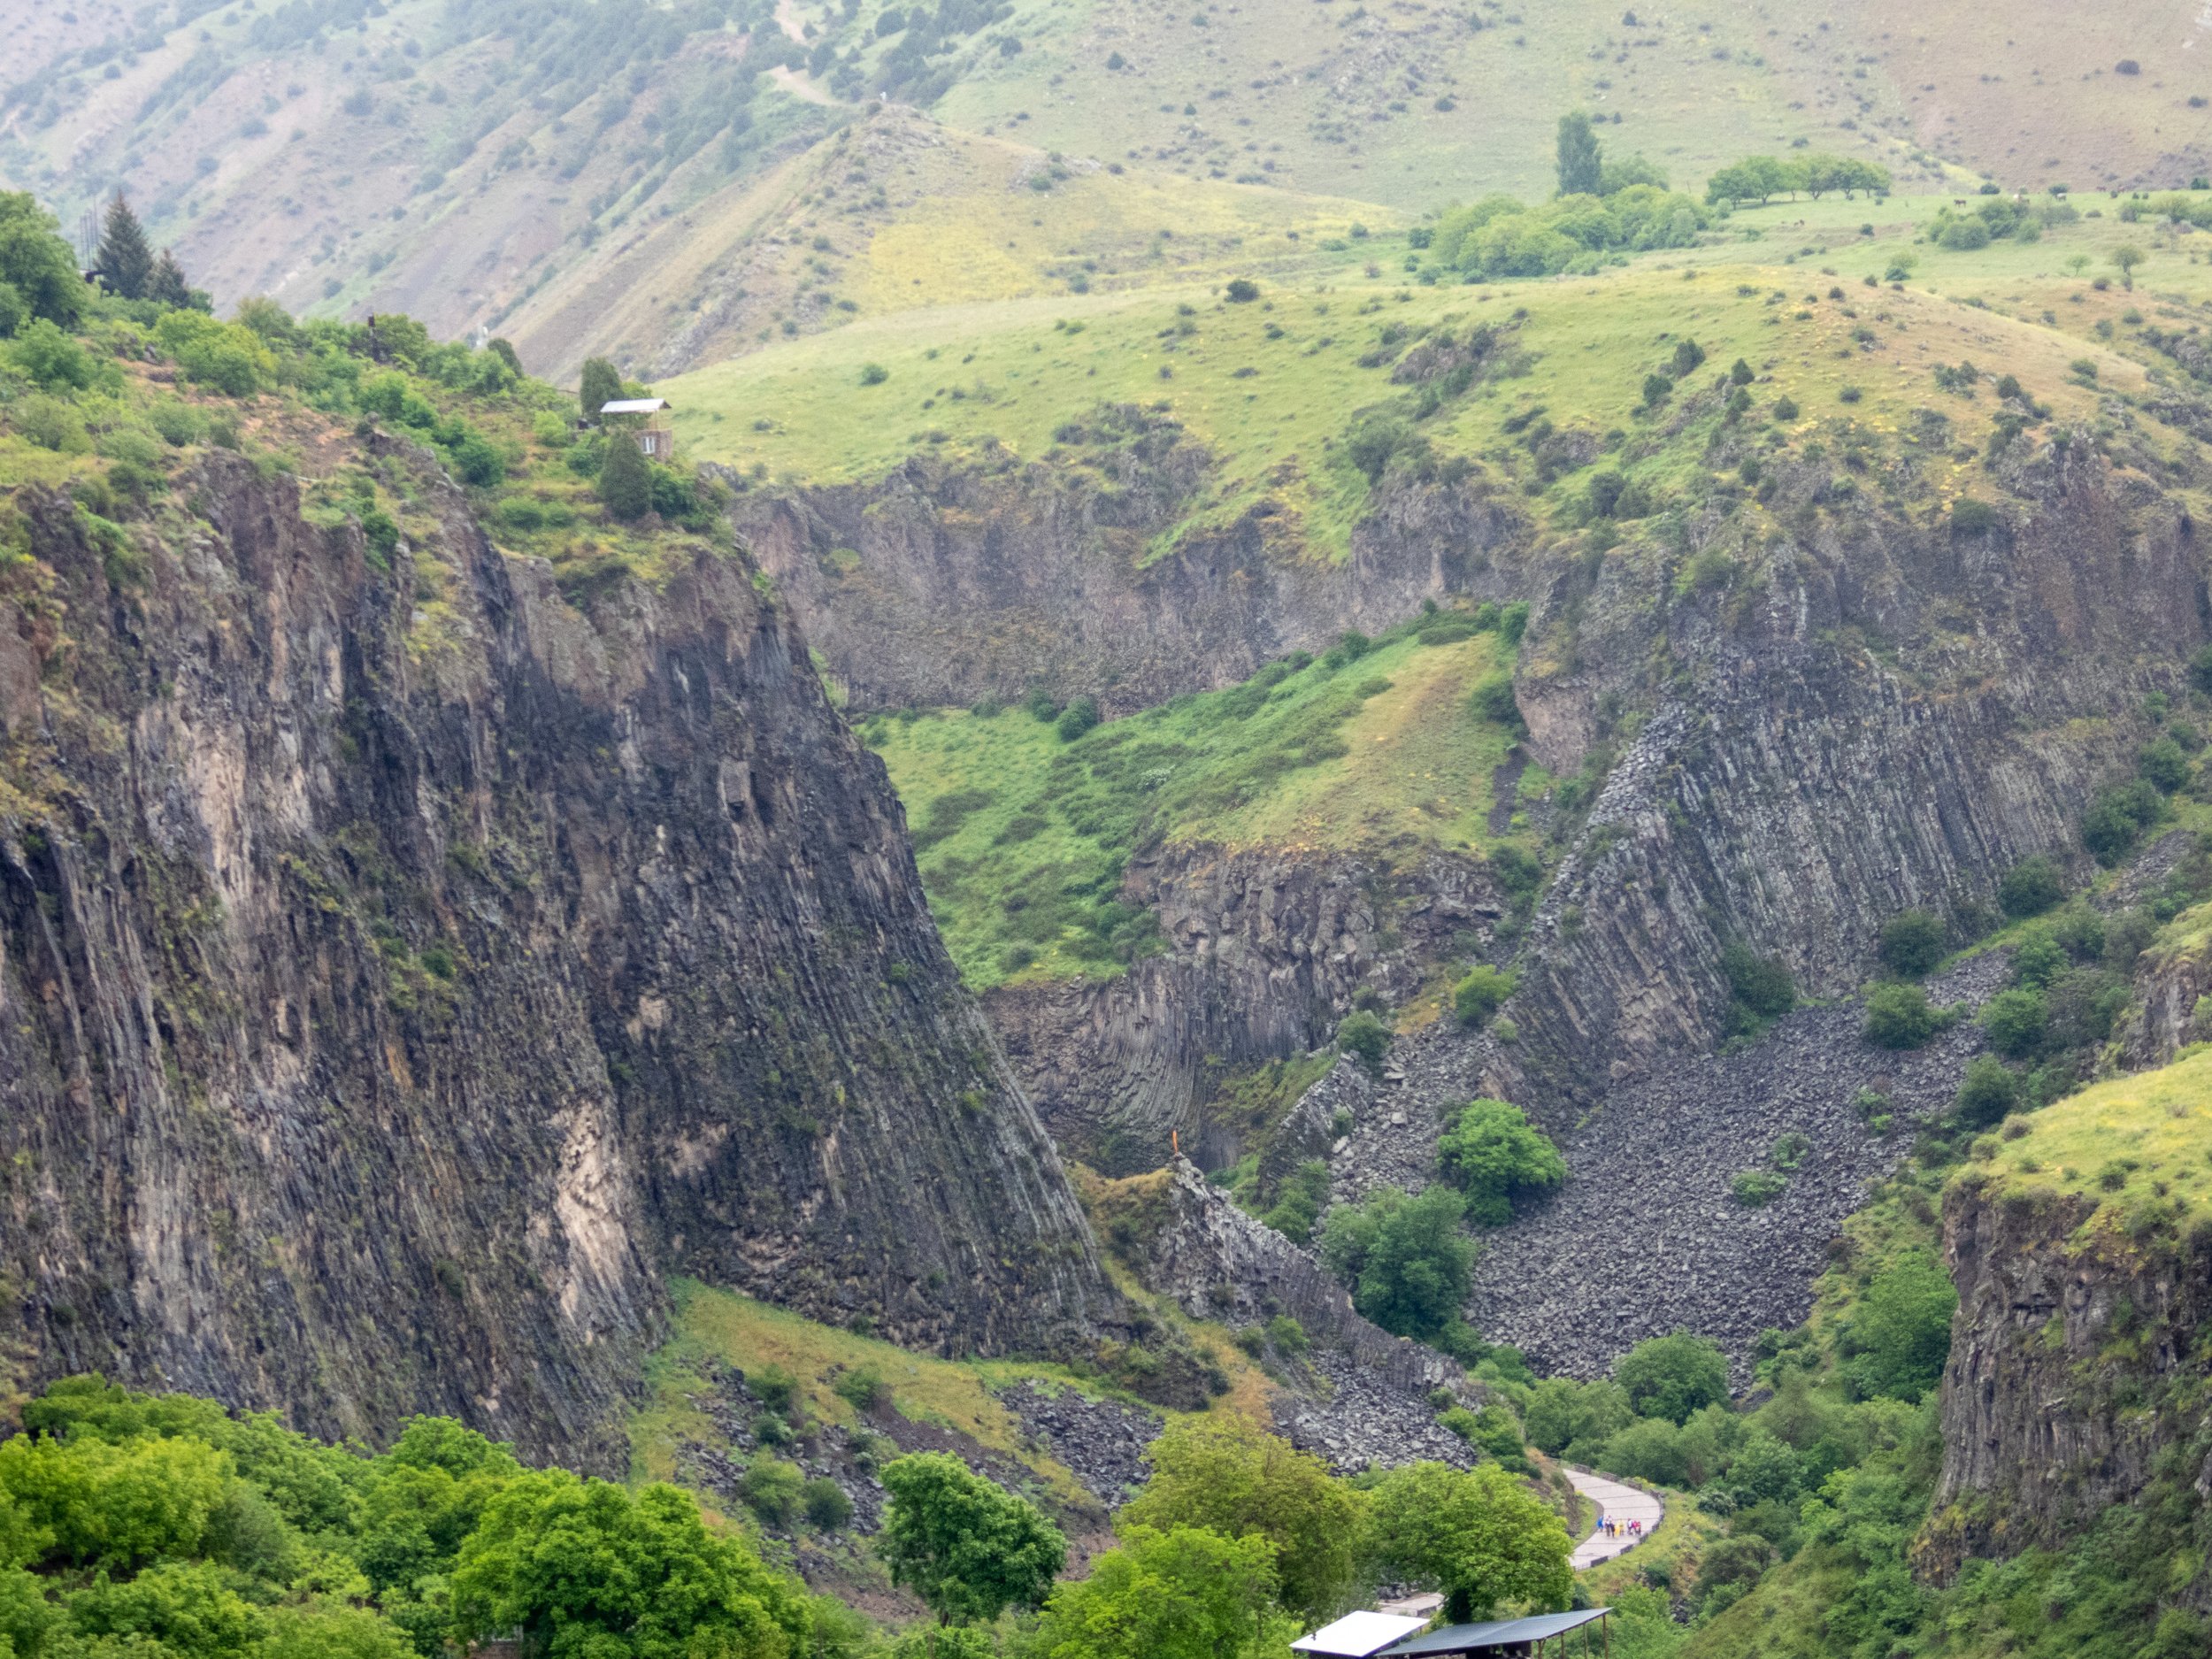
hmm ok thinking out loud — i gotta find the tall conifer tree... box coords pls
[96,194,153,299]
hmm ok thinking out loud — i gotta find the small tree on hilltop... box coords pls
[1364,1462,1572,1622]
[146,249,193,309]
[879,1453,1064,1632]
[96,194,153,301]
[1555,112,1603,197]
[598,429,652,521]
[578,357,623,424]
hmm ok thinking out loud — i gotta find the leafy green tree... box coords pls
[1613,1332,1730,1425]
[452,1471,813,1659]
[1977,987,2045,1060]
[1363,1463,1571,1622]
[879,1453,1064,1627]
[1336,1010,1392,1076]
[0,1432,233,1570]
[2111,244,2147,289]
[1998,856,2063,918]
[1318,1186,1477,1350]
[1033,1525,1294,1659]
[599,427,653,520]
[579,357,624,423]
[96,194,154,300]
[1452,964,1517,1026]
[1118,1416,1363,1624]
[1555,113,1603,197]
[66,1558,265,1657]
[1435,1099,1565,1225]
[1600,1417,1686,1487]
[1719,945,1794,1018]
[1952,1055,2018,1127]
[1522,1379,1634,1458]
[1839,1250,1957,1401]
[1863,983,1941,1049]
[0,193,88,328]
[259,1604,419,1659]
[1877,910,1946,979]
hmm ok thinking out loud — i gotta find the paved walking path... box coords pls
[1565,1468,1665,1570]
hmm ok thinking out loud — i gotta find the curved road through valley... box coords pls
[1566,1468,1665,1570]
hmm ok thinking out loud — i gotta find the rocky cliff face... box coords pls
[749,426,2208,1157]
[726,428,1530,718]
[1498,435,2208,1106]
[0,443,1109,1467]
[1924,1175,2212,1574]
[987,841,1501,1173]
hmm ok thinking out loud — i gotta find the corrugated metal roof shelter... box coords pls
[1380,1609,1613,1657]
[599,399,672,415]
[1292,1612,1431,1656]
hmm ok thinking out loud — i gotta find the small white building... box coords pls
[600,398,673,458]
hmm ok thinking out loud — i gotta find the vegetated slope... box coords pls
[499,102,1392,382]
[699,188,2212,1176]
[0,0,837,351]
[15,0,2212,386]
[0,304,1110,1468]
[1672,1042,2212,1659]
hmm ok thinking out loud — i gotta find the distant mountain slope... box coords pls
[12,0,2212,383]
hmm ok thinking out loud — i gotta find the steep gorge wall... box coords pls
[726,434,1531,718]
[1924,1178,2212,1574]
[1497,439,2210,1110]
[0,446,1109,1467]
[739,431,2211,1162]
[987,841,1501,1174]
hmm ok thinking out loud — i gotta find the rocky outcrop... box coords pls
[1500,435,2209,1106]
[989,842,1502,1173]
[0,446,1110,1467]
[1121,1161,1465,1398]
[1264,956,2004,1380]
[1924,1174,2212,1576]
[726,436,1531,718]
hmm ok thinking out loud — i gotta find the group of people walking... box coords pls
[1599,1516,1643,1543]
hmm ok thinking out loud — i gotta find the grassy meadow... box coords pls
[863,617,1529,988]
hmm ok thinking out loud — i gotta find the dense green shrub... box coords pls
[1261,1159,1333,1243]
[1837,1250,1957,1401]
[1952,1054,2020,1127]
[802,1476,853,1530]
[2139,736,2190,793]
[1877,910,1946,978]
[1319,1187,1478,1352]
[1863,983,1947,1049]
[1998,855,2064,918]
[1732,1169,1788,1207]
[2083,780,2162,864]
[1614,1332,1731,1424]
[1453,964,1517,1026]
[1435,1099,1566,1225]
[1055,696,1101,741]
[1978,987,2047,1058]
[1335,1010,1392,1076]
[1470,672,1523,729]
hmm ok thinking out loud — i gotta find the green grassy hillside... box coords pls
[13,0,2211,386]
[671,188,2163,559]
[863,614,1529,988]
